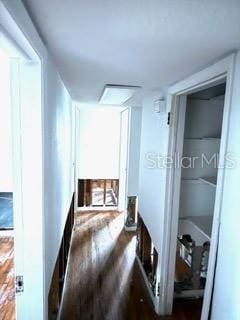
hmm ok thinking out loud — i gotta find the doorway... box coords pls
[159,55,235,319]
[173,82,226,319]
[163,69,234,320]
[77,179,119,207]
[75,106,127,212]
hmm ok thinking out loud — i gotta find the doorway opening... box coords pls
[173,82,226,319]
[77,179,119,207]
[75,106,128,213]
[165,78,231,320]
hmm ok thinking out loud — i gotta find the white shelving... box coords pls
[179,97,223,238]
[180,179,216,219]
[181,178,202,183]
[174,86,225,299]
[182,177,217,187]
[188,215,213,239]
[182,177,216,186]
[184,137,220,141]
[181,138,220,180]
[199,176,217,187]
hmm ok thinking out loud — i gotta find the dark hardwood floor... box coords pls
[0,236,15,320]
[59,211,202,320]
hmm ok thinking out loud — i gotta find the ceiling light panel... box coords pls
[99,85,141,105]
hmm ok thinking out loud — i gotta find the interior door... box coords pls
[118,108,130,212]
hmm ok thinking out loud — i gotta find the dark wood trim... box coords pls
[103,179,107,205]
[48,193,75,320]
[77,180,84,207]
[136,212,158,295]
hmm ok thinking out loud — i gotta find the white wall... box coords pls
[211,52,240,320]
[127,107,142,196]
[1,1,75,319]
[0,53,13,192]
[78,107,120,179]
[138,95,169,254]
[44,59,74,303]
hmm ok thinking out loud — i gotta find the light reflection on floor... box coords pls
[59,210,152,320]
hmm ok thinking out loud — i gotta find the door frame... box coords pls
[118,107,131,212]
[0,4,44,318]
[74,105,80,212]
[159,54,235,319]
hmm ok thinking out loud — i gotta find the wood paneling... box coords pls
[85,179,92,207]
[48,258,59,319]
[77,180,84,207]
[48,193,75,320]
[136,214,158,294]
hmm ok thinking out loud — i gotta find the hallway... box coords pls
[1,1,240,319]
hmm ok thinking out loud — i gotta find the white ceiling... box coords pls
[23,0,240,106]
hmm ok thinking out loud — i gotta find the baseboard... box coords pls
[136,255,156,305]
[57,223,75,320]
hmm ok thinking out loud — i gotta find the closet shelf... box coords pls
[182,177,217,187]
[181,177,217,187]
[181,178,202,184]
[198,176,217,187]
[187,216,213,239]
[184,138,221,141]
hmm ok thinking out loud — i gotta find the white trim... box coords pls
[169,55,233,95]
[77,206,118,212]
[160,95,187,315]
[160,54,236,318]
[74,105,79,213]
[201,54,235,320]
[0,2,46,63]
[0,3,45,318]
[10,58,25,318]
[118,108,130,212]
[136,255,156,306]
[57,224,75,320]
